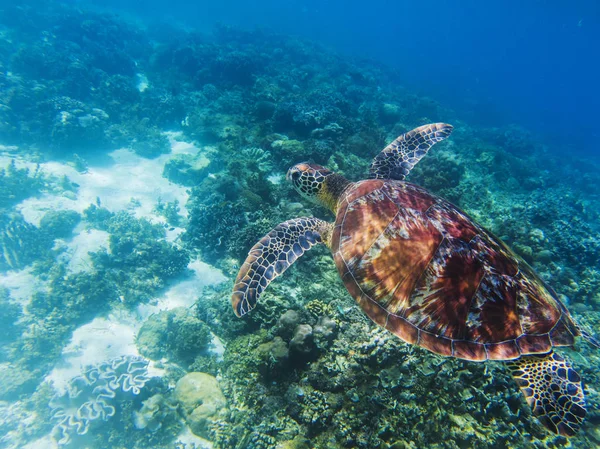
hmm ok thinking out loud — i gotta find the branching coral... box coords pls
[49,355,151,445]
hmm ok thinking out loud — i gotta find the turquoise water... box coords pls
[0,1,598,448]
[84,0,600,158]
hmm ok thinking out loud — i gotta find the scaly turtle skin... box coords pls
[231,123,599,436]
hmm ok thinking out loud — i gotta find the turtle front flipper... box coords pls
[231,217,332,317]
[369,123,453,180]
[508,352,586,436]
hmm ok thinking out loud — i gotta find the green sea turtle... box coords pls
[231,123,599,436]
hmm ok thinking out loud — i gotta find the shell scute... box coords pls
[485,341,521,360]
[471,234,519,277]
[385,314,419,345]
[516,334,553,354]
[419,331,453,356]
[516,265,562,334]
[549,317,577,347]
[356,293,388,328]
[452,340,487,361]
[405,237,484,340]
[382,182,436,212]
[465,272,521,343]
[426,203,479,242]
[338,188,399,272]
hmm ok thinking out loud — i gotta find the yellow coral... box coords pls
[305,299,333,318]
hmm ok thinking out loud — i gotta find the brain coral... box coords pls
[49,355,151,445]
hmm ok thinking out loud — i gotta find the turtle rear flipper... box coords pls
[508,352,586,436]
[369,123,453,180]
[231,217,332,317]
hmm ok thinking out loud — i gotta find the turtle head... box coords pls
[287,162,349,212]
[287,162,332,200]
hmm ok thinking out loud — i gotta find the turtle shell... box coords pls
[332,179,579,361]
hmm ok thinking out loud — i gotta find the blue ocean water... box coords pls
[87,0,600,158]
[1,1,600,448]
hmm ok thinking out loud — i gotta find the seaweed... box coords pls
[0,211,54,271]
[89,211,190,305]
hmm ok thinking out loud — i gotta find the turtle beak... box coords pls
[286,168,294,182]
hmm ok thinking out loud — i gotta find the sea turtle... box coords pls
[231,123,599,436]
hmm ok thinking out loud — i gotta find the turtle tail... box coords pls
[575,323,600,349]
[581,328,600,349]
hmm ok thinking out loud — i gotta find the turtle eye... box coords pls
[291,171,301,182]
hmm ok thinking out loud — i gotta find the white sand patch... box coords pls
[0,267,45,307]
[17,134,206,227]
[165,225,186,242]
[21,435,57,449]
[139,259,226,315]
[210,334,226,360]
[166,131,204,156]
[136,73,149,92]
[176,427,213,449]
[0,144,19,153]
[55,228,111,273]
[18,148,188,225]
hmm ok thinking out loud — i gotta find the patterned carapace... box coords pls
[331,179,579,361]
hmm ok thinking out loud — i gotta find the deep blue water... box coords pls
[81,0,600,158]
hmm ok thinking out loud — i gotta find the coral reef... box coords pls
[89,211,190,305]
[0,287,21,355]
[49,355,151,445]
[289,324,314,355]
[39,210,81,239]
[0,212,53,271]
[0,2,599,448]
[162,152,213,187]
[136,307,213,366]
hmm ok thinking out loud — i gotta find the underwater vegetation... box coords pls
[0,1,599,449]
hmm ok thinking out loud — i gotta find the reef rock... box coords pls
[314,316,337,348]
[290,324,314,354]
[133,393,178,432]
[174,372,227,438]
[275,310,301,339]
